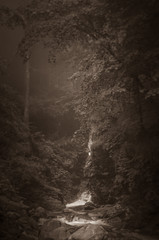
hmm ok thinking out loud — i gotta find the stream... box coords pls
[38,191,159,240]
[57,191,109,227]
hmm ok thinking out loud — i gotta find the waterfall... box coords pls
[84,129,94,171]
[88,134,93,156]
[66,191,92,208]
[66,129,94,208]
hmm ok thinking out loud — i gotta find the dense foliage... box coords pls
[70,0,159,229]
[0,0,159,235]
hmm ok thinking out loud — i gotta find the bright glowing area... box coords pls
[88,135,93,157]
[66,191,92,208]
[58,192,110,227]
[58,216,108,226]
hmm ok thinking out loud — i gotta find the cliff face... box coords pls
[72,0,159,230]
[84,101,159,229]
[85,144,115,204]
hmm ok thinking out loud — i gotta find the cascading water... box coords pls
[88,134,93,157]
[66,133,93,208]
[57,131,109,226]
[58,216,107,226]
[66,191,92,208]
[84,131,93,171]
[66,131,93,208]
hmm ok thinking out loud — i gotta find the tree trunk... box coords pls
[134,77,144,130]
[24,57,30,127]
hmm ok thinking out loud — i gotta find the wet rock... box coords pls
[39,219,61,240]
[64,208,73,213]
[88,212,103,220]
[69,205,85,211]
[84,202,96,210]
[65,212,92,222]
[69,224,108,240]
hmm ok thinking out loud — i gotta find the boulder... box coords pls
[39,226,70,240]
[69,224,108,240]
[39,219,61,240]
[102,204,125,218]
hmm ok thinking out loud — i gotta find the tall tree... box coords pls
[0,0,90,126]
[0,5,33,126]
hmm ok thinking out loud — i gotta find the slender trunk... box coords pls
[24,56,31,155]
[48,65,51,87]
[134,77,144,130]
[24,57,30,127]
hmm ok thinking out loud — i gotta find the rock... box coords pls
[39,219,61,240]
[88,212,103,220]
[65,212,92,222]
[107,216,123,228]
[102,204,125,219]
[84,202,96,210]
[21,231,38,240]
[6,211,20,219]
[69,224,108,240]
[44,197,64,211]
[68,205,85,211]
[34,207,47,218]
[51,227,71,240]
[39,226,70,240]
[39,218,48,226]
[62,225,81,235]
[0,195,39,240]
[47,210,59,218]
[65,213,75,222]
[64,208,72,213]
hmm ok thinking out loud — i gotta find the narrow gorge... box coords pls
[0,0,159,240]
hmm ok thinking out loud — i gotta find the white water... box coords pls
[66,191,92,208]
[60,134,98,226]
[58,191,109,226]
[88,133,93,157]
[58,216,108,226]
[66,134,93,209]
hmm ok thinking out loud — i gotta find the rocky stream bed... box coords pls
[1,191,159,240]
[37,195,159,240]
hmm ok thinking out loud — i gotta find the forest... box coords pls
[0,0,159,240]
